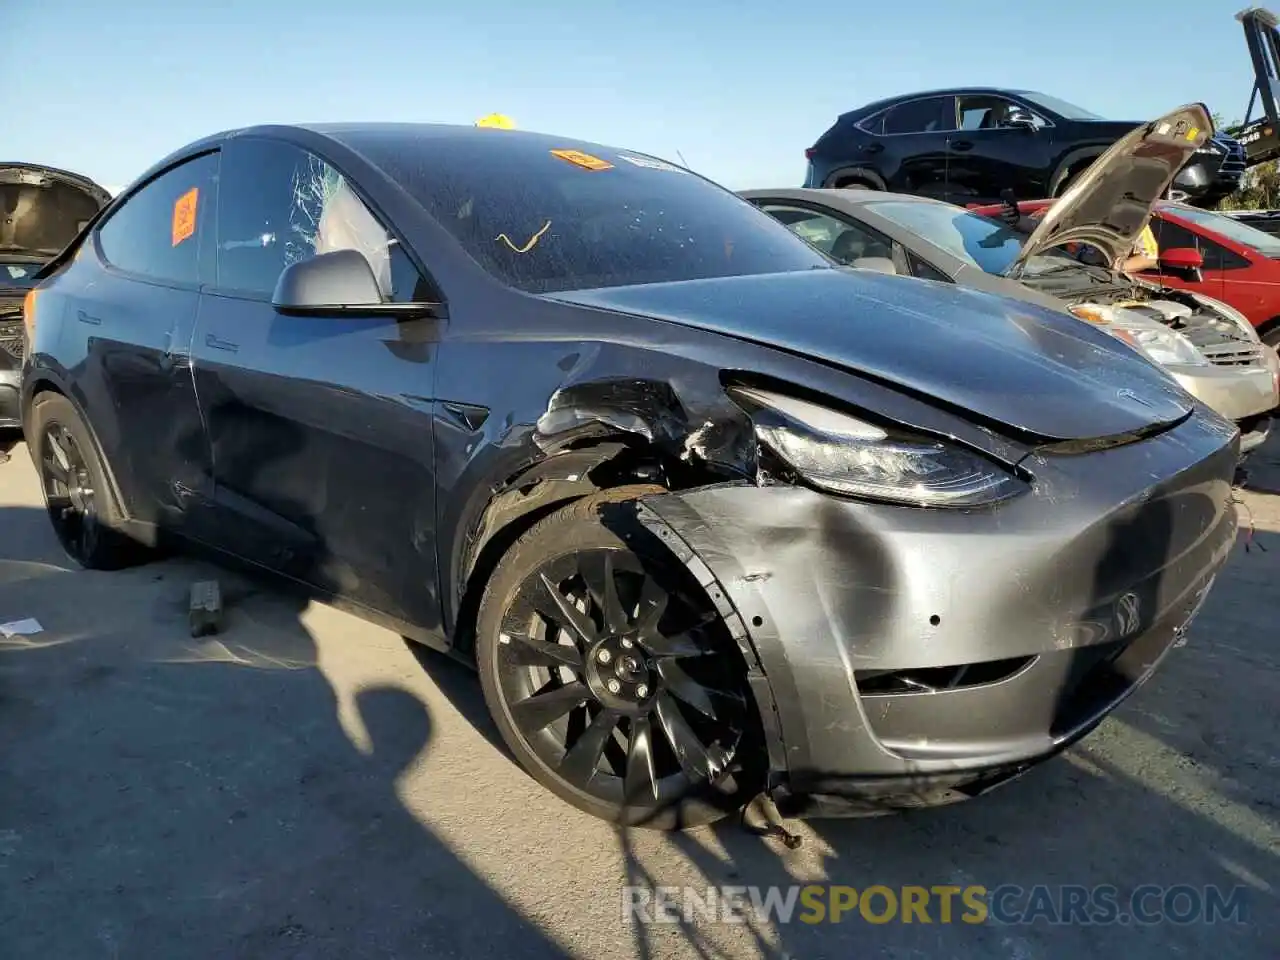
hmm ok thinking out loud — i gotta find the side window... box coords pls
[882,97,957,135]
[857,111,886,136]
[756,204,895,264]
[957,95,1047,131]
[1151,219,1199,253]
[909,253,952,282]
[96,153,218,286]
[1207,244,1249,271]
[215,139,433,301]
[1151,220,1247,272]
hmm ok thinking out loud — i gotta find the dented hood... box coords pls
[550,268,1194,443]
[1006,103,1213,276]
[0,163,111,263]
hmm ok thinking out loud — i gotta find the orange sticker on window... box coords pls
[550,149,614,171]
[171,188,199,246]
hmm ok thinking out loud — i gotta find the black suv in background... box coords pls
[803,88,1245,208]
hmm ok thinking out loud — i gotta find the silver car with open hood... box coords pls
[744,103,1280,456]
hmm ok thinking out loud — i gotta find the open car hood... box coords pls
[1005,104,1213,277]
[0,163,111,264]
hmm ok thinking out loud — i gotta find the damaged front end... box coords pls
[629,408,1237,816]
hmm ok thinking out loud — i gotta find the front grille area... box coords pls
[1175,313,1267,367]
[856,655,1037,696]
[1213,142,1244,181]
[0,318,24,361]
[1198,340,1266,367]
[1214,138,1248,181]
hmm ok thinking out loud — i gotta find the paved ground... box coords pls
[0,429,1277,960]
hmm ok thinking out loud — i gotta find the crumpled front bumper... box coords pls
[637,410,1239,815]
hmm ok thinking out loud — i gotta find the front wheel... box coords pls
[476,487,764,829]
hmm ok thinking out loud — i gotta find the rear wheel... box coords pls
[29,394,146,570]
[1260,323,1280,351]
[476,487,763,829]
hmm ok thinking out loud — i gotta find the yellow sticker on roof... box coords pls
[550,149,613,171]
[1185,126,1200,141]
[171,188,198,247]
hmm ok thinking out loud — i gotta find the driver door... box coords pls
[191,136,447,633]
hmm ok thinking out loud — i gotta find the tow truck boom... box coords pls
[1233,6,1280,166]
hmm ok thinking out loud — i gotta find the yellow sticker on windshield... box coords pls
[171,187,198,247]
[550,149,614,171]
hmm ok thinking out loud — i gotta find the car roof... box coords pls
[127,122,680,197]
[841,88,1045,120]
[738,187,950,213]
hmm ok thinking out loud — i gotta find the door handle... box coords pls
[204,333,239,354]
[76,310,102,325]
[950,140,974,152]
[863,142,884,154]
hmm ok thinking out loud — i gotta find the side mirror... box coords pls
[1005,110,1038,131]
[852,256,898,275]
[272,248,443,318]
[1159,246,1204,282]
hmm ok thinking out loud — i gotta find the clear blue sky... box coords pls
[2,0,1259,194]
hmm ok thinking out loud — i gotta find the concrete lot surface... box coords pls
[1,430,1277,959]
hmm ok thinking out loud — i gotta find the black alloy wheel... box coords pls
[477,488,761,828]
[41,420,102,562]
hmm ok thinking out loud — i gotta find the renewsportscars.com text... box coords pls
[622,884,1250,926]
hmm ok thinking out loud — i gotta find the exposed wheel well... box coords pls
[447,441,726,659]
[830,175,876,190]
[1052,156,1099,197]
[24,379,65,424]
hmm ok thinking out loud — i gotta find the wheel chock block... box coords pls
[189,579,224,638]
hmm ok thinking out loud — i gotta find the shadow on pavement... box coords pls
[405,641,513,760]
[0,503,572,959]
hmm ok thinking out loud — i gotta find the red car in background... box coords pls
[1144,204,1280,350]
[971,198,1280,349]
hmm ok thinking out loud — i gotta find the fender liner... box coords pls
[634,495,795,792]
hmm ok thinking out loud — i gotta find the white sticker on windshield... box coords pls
[617,154,685,173]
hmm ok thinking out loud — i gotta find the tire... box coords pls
[1260,324,1280,350]
[475,486,764,829]
[28,393,147,570]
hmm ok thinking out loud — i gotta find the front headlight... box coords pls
[729,387,1027,508]
[1068,304,1209,367]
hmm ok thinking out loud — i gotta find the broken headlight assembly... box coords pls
[729,386,1028,508]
